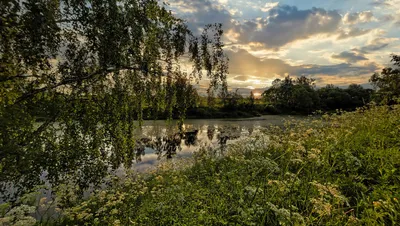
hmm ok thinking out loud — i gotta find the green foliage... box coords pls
[220,89,243,111]
[60,104,400,225]
[370,54,400,104]
[0,0,228,199]
[318,84,352,110]
[249,91,256,109]
[262,75,373,114]
[262,76,320,113]
[0,205,36,226]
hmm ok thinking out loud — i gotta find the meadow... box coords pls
[4,104,395,225]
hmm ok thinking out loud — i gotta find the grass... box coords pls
[3,104,400,225]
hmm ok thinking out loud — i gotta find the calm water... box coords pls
[131,115,304,172]
[1,115,303,205]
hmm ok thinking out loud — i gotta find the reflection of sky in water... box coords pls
[132,115,297,172]
[0,115,302,205]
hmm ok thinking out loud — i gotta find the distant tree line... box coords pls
[261,76,373,114]
[261,54,400,114]
[185,52,400,117]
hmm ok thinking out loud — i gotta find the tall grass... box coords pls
[4,104,400,225]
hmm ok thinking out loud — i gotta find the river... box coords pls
[131,115,304,172]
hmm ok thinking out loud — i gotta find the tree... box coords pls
[370,54,400,104]
[0,0,228,199]
[248,91,255,109]
[222,89,243,111]
[345,84,372,108]
[318,85,352,110]
[262,75,319,113]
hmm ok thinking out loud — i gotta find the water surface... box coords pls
[132,115,303,172]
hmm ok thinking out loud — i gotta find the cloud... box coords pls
[165,0,390,89]
[233,5,342,49]
[313,75,374,87]
[261,2,279,12]
[337,27,371,39]
[379,14,400,26]
[331,51,368,63]
[166,0,234,33]
[343,11,375,24]
[296,63,379,77]
[370,0,392,7]
[230,88,267,96]
[233,75,250,81]
[380,14,395,22]
[352,38,391,53]
[227,49,295,77]
[227,49,378,80]
[169,1,375,50]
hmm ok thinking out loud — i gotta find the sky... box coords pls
[165,0,400,95]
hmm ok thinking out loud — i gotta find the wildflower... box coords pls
[111,209,119,215]
[308,153,318,160]
[348,215,359,224]
[311,198,332,216]
[305,128,313,135]
[310,148,321,155]
[155,175,163,182]
[373,201,381,208]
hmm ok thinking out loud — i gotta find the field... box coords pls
[31,104,398,225]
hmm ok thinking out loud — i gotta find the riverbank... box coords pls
[3,104,400,225]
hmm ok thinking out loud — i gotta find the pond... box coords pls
[131,115,305,172]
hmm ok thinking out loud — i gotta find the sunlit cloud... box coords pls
[166,0,399,90]
[261,2,279,12]
[343,11,376,25]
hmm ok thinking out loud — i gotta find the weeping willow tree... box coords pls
[0,0,228,199]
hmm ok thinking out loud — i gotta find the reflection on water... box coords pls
[131,115,297,172]
[1,115,303,206]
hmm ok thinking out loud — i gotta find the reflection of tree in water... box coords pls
[134,137,151,162]
[134,134,182,161]
[217,125,242,151]
[248,127,254,136]
[133,128,202,162]
[134,124,256,162]
[207,126,216,141]
[162,134,182,159]
[184,130,199,147]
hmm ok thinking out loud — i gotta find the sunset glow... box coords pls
[167,0,400,94]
